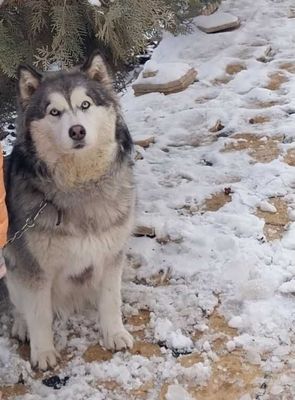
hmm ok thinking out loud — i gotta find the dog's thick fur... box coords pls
[4,52,135,370]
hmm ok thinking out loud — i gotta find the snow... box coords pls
[165,384,193,400]
[239,395,252,400]
[87,0,101,6]
[3,0,295,398]
[143,60,159,74]
[133,62,192,85]
[279,279,295,293]
[258,201,277,213]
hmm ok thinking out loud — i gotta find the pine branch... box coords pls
[27,0,50,35]
[0,21,28,77]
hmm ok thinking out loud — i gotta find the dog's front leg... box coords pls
[21,284,59,370]
[98,253,133,351]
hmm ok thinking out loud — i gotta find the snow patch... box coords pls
[166,384,193,400]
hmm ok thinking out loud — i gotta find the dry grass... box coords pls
[226,63,246,75]
[193,311,261,400]
[256,197,289,241]
[126,309,151,340]
[246,100,281,109]
[211,75,232,86]
[280,62,295,74]
[0,384,28,400]
[134,268,172,287]
[160,311,262,400]
[201,191,232,212]
[83,344,113,363]
[192,351,261,400]
[129,341,162,358]
[284,148,295,166]
[264,71,288,91]
[222,133,281,163]
[249,115,271,124]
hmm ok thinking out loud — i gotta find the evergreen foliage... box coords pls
[0,0,219,75]
[0,0,219,122]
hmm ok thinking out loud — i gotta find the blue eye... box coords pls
[81,101,91,110]
[50,108,61,116]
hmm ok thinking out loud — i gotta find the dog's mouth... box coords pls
[73,142,86,150]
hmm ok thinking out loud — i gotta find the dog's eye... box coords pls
[50,108,61,117]
[81,101,91,110]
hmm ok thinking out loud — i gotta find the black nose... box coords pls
[69,125,86,141]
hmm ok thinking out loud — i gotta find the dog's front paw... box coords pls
[103,328,134,351]
[31,348,60,371]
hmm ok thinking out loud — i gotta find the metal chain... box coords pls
[5,199,48,247]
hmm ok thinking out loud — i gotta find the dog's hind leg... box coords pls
[98,252,133,351]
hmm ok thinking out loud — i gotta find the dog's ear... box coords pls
[17,65,42,107]
[81,51,112,85]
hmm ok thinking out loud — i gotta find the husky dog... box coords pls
[4,52,135,370]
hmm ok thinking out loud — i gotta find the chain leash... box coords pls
[5,199,48,247]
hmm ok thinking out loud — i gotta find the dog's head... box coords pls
[17,52,132,164]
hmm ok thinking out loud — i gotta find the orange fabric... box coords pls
[0,146,8,247]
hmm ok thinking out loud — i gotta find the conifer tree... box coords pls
[0,0,220,75]
[0,0,219,121]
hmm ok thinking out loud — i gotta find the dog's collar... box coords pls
[46,198,63,226]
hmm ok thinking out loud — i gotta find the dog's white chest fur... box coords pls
[29,225,126,315]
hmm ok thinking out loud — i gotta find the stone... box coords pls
[134,136,155,148]
[132,63,197,96]
[134,225,156,237]
[256,45,273,63]
[209,120,224,133]
[195,12,240,34]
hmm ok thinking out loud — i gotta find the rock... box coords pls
[42,375,70,390]
[142,60,159,78]
[134,136,155,148]
[288,7,295,18]
[195,12,240,34]
[132,63,197,96]
[135,150,144,160]
[134,225,156,238]
[256,45,273,62]
[209,120,224,132]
